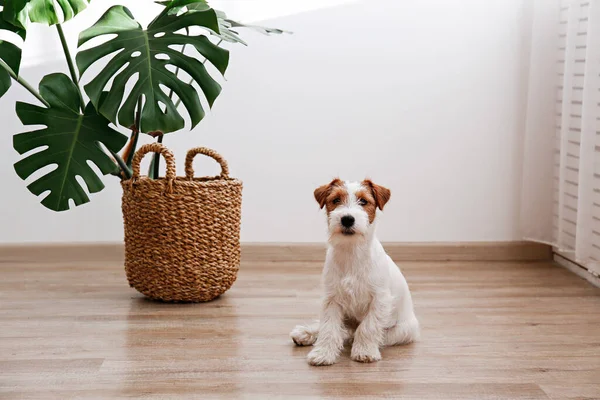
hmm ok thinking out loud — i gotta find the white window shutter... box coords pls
[553,0,600,276]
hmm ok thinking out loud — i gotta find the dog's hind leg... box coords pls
[383,317,420,346]
[290,321,319,346]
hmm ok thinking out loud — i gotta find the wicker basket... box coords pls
[121,143,243,302]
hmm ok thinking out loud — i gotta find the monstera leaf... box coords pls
[156,1,244,44]
[2,0,89,28]
[0,11,25,98]
[13,73,127,212]
[76,5,229,134]
[155,0,209,12]
[157,1,289,45]
[213,13,290,45]
[222,15,290,36]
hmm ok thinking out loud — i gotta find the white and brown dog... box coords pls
[290,178,419,366]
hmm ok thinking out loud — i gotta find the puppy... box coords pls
[290,178,419,366]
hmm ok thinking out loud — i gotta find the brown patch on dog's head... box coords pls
[355,187,378,223]
[325,185,349,215]
[362,179,391,211]
[314,178,346,212]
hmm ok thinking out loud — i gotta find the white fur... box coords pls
[291,181,419,366]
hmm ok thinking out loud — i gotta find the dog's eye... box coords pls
[358,198,368,206]
[332,198,341,204]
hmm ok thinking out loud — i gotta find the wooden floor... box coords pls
[1,257,600,400]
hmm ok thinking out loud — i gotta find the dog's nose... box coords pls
[341,215,355,228]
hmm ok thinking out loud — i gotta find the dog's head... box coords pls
[314,178,391,241]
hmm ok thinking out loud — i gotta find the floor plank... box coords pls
[1,258,599,399]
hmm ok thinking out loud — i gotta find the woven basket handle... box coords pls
[185,147,230,179]
[131,143,177,181]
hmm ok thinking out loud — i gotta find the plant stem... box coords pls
[150,38,225,178]
[125,99,143,167]
[152,134,163,179]
[136,98,143,128]
[56,23,86,111]
[0,59,50,107]
[108,148,132,179]
[125,130,140,168]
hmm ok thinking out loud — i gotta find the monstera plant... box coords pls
[0,0,286,211]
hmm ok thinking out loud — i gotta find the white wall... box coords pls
[0,0,532,244]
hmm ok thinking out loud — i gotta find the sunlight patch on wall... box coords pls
[19,0,357,68]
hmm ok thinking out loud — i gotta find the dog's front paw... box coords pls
[307,346,337,366]
[290,325,317,346]
[351,344,381,363]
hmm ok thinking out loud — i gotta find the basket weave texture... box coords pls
[121,143,243,302]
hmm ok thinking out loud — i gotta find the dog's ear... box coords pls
[314,178,342,209]
[363,179,391,210]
